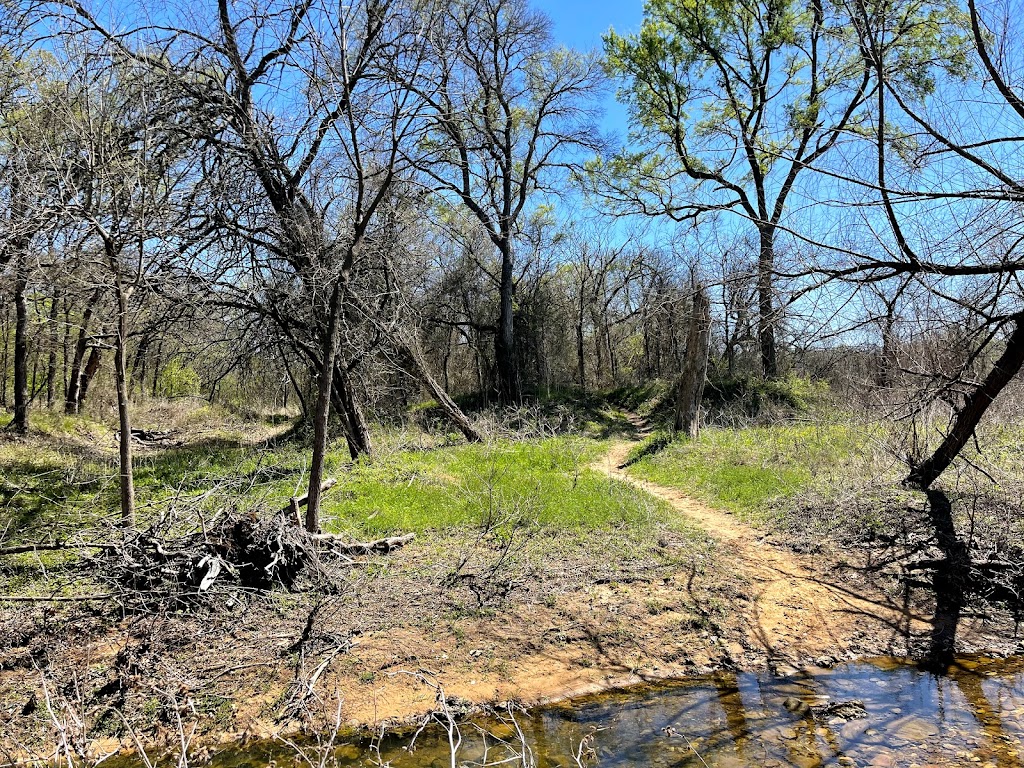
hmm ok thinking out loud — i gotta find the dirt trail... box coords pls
[594,429,932,667]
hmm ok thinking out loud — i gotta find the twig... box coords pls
[0,542,114,556]
[281,478,338,516]
[0,593,114,602]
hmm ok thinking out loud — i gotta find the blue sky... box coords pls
[532,0,645,140]
[532,0,643,49]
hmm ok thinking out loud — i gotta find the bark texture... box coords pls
[673,286,711,439]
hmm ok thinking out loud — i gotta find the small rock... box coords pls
[783,696,811,716]
[819,700,868,721]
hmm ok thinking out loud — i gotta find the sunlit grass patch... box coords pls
[318,437,677,538]
[628,422,884,521]
[2,419,690,552]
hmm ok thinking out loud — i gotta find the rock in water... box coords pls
[783,696,811,716]
[817,700,868,722]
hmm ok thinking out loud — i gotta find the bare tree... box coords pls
[42,49,194,525]
[160,0,434,530]
[829,0,1024,488]
[402,0,604,403]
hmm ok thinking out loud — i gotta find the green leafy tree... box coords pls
[602,0,963,378]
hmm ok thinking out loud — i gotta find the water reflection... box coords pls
[207,656,1024,768]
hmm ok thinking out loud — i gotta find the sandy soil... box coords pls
[594,440,932,665]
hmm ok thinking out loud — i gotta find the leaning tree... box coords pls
[819,0,1024,489]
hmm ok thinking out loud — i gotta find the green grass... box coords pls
[0,409,292,541]
[605,381,674,420]
[1,410,678,545]
[604,375,830,428]
[628,422,882,521]
[316,436,670,537]
[125,435,677,539]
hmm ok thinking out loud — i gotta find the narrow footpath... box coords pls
[593,422,932,668]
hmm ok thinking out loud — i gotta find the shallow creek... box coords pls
[209,656,1024,768]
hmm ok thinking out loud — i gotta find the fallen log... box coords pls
[310,532,415,555]
[0,542,114,556]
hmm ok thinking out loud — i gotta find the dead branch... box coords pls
[310,532,415,555]
[282,478,338,519]
[0,542,114,556]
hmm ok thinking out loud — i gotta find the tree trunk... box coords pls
[1,303,9,406]
[922,488,969,668]
[29,320,41,404]
[327,374,355,454]
[576,299,586,391]
[474,334,485,396]
[605,323,617,383]
[130,331,151,397]
[45,287,60,409]
[907,314,1024,489]
[401,336,481,442]
[11,252,29,433]
[442,325,453,392]
[61,297,71,396]
[278,340,308,418]
[877,306,898,387]
[334,362,372,459]
[112,279,135,526]
[306,281,344,533]
[76,346,102,412]
[495,240,521,404]
[151,340,164,397]
[65,287,102,414]
[757,226,779,379]
[673,285,711,439]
